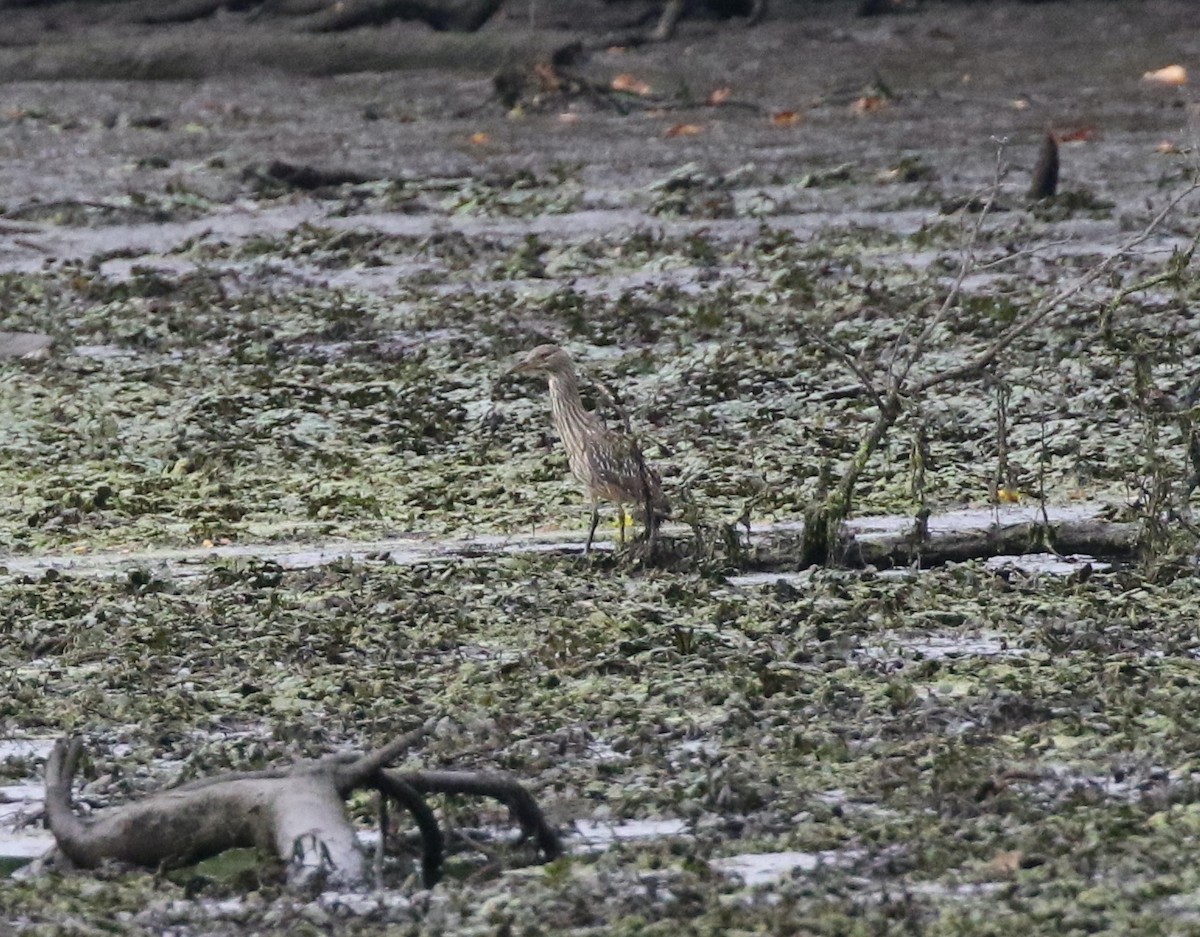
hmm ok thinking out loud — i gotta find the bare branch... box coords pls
[892,142,1007,390]
[335,719,437,793]
[913,180,1200,395]
[799,325,885,411]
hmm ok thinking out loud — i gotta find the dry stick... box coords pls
[884,144,1007,386]
[808,392,901,559]
[335,719,437,793]
[973,238,1079,272]
[375,791,388,889]
[799,325,886,412]
[1098,230,1200,340]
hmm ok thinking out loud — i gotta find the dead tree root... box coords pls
[43,727,561,891]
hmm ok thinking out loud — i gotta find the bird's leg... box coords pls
[643,492,659,553]
[618,506,627,545]
[586,502,600,555]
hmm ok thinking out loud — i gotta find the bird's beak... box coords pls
[495,361,529,398]
[505,358,533,378]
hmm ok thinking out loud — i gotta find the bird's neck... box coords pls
[547,370,595,443]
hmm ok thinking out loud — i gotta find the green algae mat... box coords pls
[5,2,1200,933]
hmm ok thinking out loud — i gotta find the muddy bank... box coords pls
[3,1,1200,934]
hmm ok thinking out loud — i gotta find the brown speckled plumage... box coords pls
[509,344,669,553]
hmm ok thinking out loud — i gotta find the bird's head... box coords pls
[507,343,574,378]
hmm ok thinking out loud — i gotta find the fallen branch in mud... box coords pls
[0,0,503,31]
[296,0,503,32]
[43,728,562,890]
[242,160,383,193]
[804,518,1138,570]
[753,515,1137,566]
[0,26,558,81]
[649,0,766,42]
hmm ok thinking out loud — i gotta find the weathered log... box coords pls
[259,0,331,14]
[42,725,561,891]
[242,161,381,193]
[752,517,1142,571]
[127,0,232,24]
[0,27,559,81]
[859,518,1140,568]
[298,0,503,32]
[651,0,766,41]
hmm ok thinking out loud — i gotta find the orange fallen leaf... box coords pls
[202,538,214,548]
[557,112,581,124]
[853,95,889,114]
[770,110,803,126]
[72,544,88,554]
[665,123,704,137]
[1143,64,1187,86]
[997,487,1022,504]
[606,45,628,54]
[612,73,652,96]
[1156,140,1182,154]
[1010,97,1031,110]
[1055,126,1097,143]
[707,87,732,106]
[468,131,490,145]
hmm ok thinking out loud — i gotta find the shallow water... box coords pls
[0,738,56,864]
[570,817,690,853]
[711,849,848,886]
[859,631,1031,662]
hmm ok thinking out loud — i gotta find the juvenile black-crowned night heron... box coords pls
[508,344,670,554]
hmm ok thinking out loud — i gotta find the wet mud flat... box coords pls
[4,1,1200,934]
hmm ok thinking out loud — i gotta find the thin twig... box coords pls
[885,143,1007,387]
[972,238,1077,271]
[799,325,886,411]
[913,181,1200,395]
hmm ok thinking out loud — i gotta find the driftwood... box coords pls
[242,160,382,193]
[297,0,503,32]
[43,727,562,890]
[749,517,1142,571]
[0,0,501,30]
[650,0,766,42]
[0,27,556,80]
